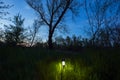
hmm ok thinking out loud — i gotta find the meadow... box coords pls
[0,47,120,80]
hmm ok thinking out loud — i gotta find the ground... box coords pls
[0,47,120,80]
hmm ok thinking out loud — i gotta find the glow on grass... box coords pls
[55,59,73,73]
[37,59,92,80]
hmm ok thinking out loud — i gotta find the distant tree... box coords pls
[28,19,42,47]
[71,35,82,48]
[26,0,82,49]
[65,36,72,47]
[97,27,111,47]
[84,0,120,47]
[99,25,120,47]
[0,28,4,41]
[4,14,26,46]
[55,36,64,45]
[55,35,83,50]
[110,24,120,47]
[82,38,90,47]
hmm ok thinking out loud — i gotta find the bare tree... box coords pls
[113,25,120,47]
[0,0,12,19]
[25,0,81,49]
[84,0,120,46]
[29,19,42,47]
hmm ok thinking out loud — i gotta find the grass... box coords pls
[0,47,120,80]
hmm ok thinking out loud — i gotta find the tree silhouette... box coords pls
[0,0,12,41]
[84,0,120,47]
[5,14,25,46]
[0,0,12,19]
[29,19,42,47]
[26,0,81,49]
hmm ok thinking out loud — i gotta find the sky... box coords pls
[1,0,89,41]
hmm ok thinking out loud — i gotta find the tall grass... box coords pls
[0,47,120,80]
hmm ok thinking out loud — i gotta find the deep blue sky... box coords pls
[2,0,88,41]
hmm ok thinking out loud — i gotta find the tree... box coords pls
[26,0,82,49]
[0,0,12,41]
[97,27,111,47]
[112,25,120,47]
[0,0,12,19]
[29,19,42,47]
[4,14,26,46]
[84,0,120,46]
[95,24,120,48]
[72,35,82,48]
[0,28,4,41]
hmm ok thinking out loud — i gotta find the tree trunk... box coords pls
[30,33,36,47]
[48,30,53,49]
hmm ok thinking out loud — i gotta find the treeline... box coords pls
[34,26,120,50]
[0,0,120,50]
[0,14,120,50]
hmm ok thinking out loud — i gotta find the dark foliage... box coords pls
[4,14,26,46]
[0,0,12,19]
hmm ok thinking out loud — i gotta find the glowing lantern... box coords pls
[62,58,65,67]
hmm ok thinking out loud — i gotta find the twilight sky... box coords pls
[2,0,89,41]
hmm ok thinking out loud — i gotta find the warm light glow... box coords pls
[62,60,65,66]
